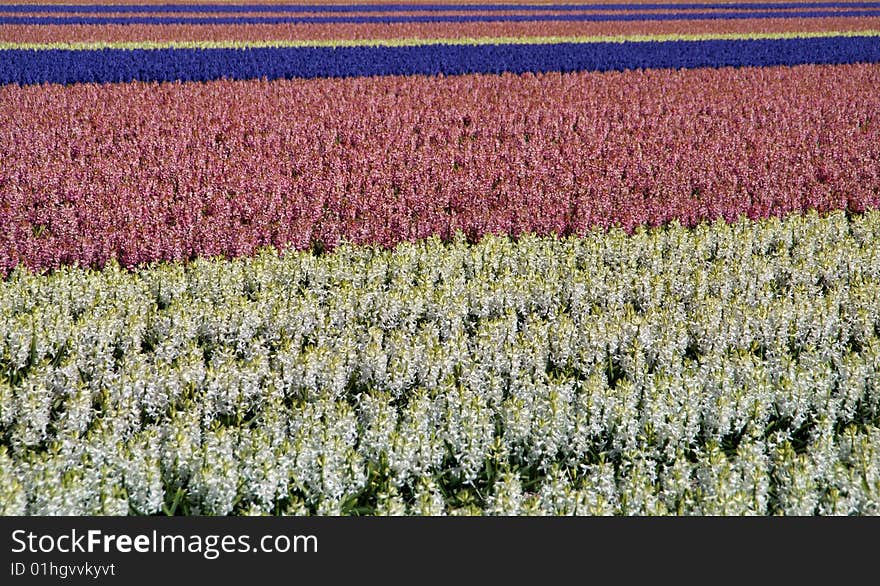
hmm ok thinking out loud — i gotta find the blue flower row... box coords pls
[3,36,880,86]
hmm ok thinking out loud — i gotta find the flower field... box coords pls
[2,1,880,515]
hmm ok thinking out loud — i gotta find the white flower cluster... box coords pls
[1,210,880,514]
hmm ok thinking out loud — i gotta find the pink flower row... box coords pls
[18,0,863,5]
[2,63,879,273]
[12,9,757,19]
[4,17,880,43]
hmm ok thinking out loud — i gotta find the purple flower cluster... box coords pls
[4,36,880,85]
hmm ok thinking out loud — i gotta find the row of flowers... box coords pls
[8,7,880,25]
[1,209,879,514]
[3,64,878,274]
[3,35,880,85]
[8,3,879,13]
[5,17,880,44]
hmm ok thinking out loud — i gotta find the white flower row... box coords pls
[0,209,879,514]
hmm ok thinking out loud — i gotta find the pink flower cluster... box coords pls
[2,63,879,273]
[4,17,880,43]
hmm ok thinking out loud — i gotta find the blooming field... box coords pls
[3,211,880,514]
[2,1,880,515]
[4,65,880,274]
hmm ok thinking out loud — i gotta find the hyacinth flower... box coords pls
[0,210,878,514]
